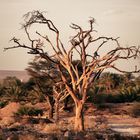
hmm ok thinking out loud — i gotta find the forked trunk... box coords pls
[47,96,54,119]
[48,103,54,119]
[74,100,84,131]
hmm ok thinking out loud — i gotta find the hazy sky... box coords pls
[0,0,140,71]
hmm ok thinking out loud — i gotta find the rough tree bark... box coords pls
[74,100,84,131]
[46,96,54,119]
[55,97,59,122]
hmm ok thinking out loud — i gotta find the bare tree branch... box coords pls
[4,10,140,131]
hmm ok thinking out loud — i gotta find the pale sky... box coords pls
[0,0,140,71]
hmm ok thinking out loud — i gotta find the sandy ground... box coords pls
[0,102,140,139]
[108,115,140,135]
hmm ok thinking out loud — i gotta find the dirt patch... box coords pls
[107,115,140,135]
[0,102,20,117]
[0,102,20,126]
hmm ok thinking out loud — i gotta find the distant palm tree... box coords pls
[98,72,124,93]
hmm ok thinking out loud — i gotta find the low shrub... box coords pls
[95,103,113,110]
[15,106,43,116]
[92,93,107,104]
[0,101,8,108]
[118,87,138,102]
[91,85,140,104]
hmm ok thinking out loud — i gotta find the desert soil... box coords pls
[0,102,140,139]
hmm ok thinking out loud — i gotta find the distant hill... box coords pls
[0,70,30,82]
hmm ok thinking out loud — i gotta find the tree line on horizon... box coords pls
[0,61,140,114]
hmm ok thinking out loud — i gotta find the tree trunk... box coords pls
[48,103,54,119]
[47,96,54,119]
[55,98,59,122]
[74,100,84,131]
[64,95,70,109]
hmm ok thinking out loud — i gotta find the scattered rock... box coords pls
[64,130,72,137]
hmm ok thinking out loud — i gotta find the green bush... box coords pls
[87,86,100,103]
[0,101,8,108]
[90,85,140,104]
[95,103,113,110]
[117,86,139,103]
[105,94,118,103]
[15,106,43,116]
[92,93,107,104]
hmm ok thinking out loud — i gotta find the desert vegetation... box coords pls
[0,72,140,139]
[1,10,140,139]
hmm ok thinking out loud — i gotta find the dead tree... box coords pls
[53,82,69,122]
[4,10,140,131]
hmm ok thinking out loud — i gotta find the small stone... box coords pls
[64,131,70,137]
